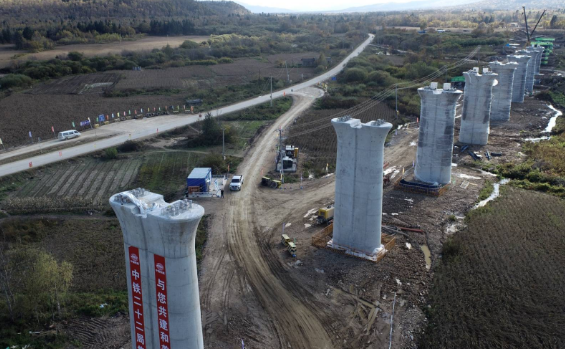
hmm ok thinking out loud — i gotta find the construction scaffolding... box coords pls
[311,223,396,263]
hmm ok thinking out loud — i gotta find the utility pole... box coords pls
[270,76,273,107]
[395,84,398,116]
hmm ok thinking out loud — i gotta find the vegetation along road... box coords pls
[0,34,373,178]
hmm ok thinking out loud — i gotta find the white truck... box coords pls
[229,175,244,191]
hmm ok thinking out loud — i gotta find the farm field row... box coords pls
[4,151,203,213]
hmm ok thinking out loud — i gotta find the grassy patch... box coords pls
[134,151,203,201]
[0,173,28,201]
[477,180,494,201]
[66,291,128,317]
[221,96,293,121]
[188,77,288,114]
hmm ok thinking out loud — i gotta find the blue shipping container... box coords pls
[187,167,212,192]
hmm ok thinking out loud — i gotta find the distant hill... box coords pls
[0,0,249,22]
[456,0,564,10]
[200,1,251,15]
[335,0,481,12]
[235,2,296,13]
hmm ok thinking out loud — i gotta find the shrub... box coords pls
[217,57,233,64]
[117,140,142,153]
[0,74,33,89]
[67,51,84,61]
[344,68,368,82]
[104,147,118,160]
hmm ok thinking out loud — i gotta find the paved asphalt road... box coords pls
[0,34,374,178]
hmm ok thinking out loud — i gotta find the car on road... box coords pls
[229,175,244,191]
[58,130,81,141]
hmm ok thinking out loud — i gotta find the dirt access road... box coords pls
[200,94,425,348]
[0,36,209,69]
[200,88,334,349]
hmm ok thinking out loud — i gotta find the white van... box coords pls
[58,130,81,141]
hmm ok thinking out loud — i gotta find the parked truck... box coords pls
[281,234,297,257]
[317,205,334,225]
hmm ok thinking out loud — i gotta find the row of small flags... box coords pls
[11,105,194,145]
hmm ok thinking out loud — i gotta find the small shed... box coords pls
[301,58,316,67]
[187,167,212,193]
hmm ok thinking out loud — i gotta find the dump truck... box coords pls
[281,234,291,246]
[317,205,334,225]
[287,242,297,258]
[281,234,296,257]
[261,176,282,189]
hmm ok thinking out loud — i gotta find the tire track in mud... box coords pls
[224,91,334,349]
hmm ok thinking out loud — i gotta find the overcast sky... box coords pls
[239,0,418,11]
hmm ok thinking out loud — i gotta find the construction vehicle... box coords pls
[287,242,297,258]
[317,205,334,225]
[261,176,282,189]
[281,234,296,257]
[285,145,299,159]
[281,234,291,246]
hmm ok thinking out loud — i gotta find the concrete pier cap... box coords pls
[110,188,205,349]
[489,61,518,122]
[331,116,392,256]
[507,54,531,103]
[415,83,462,185]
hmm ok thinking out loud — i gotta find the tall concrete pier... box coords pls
[518,49,537,94]
[507,55,531,103]
[110,189,205,349]
[459,68,498,145]
[531,46,545,75]
[489,61,517,122]
[415,83,462,185]
[331,117,392,256]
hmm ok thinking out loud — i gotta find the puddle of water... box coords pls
[304,223,311,228]
[525,136,551,142]
[479,170,497,177]
[526,105,563,142]
[409,141,417,146]
[474,178,510,209]
[420,245,432,270]
[544,104,563,133]
[457,173,481,180]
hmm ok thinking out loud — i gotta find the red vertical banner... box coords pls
[129,246,146,349]
[154,254,171,348]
